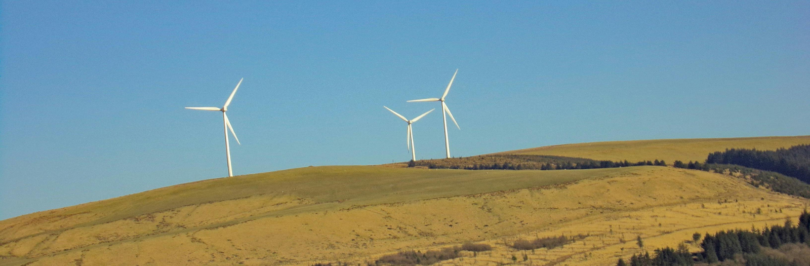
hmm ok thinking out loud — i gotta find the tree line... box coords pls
[410,155,666,171]
[705,144,810,185]
[618,211,810,266]
[672,160,709,171]
[671,154,810,199]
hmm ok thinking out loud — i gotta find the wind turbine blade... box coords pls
[410,108,434,123]
[441,69,458,100]
[224,113,240,145]
[223,78,243,108]
[407,98,440,103]
[185,107,221,111]
[384,106,408,122]
[443,103,460,130]
[407,125,411,152]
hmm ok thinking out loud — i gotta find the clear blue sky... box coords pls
[1,1,808,220]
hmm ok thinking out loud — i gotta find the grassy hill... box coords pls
[1,136,809,266]
[501,135,810,164]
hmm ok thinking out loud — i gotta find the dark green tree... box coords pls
[768,229,782,248]
[736,231,760,254]
[702,234,719,263]
[653,247,692,266]
[800,210,810,231]
[715,231,742,261]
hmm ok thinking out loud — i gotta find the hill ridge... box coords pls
[3,136,810,266]
[501,135,810,164]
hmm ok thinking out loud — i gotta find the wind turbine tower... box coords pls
[185,78,243,177]
[384,107,434,161]
[408,69,460,158]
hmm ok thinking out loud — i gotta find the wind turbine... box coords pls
[407,69,459,158]
[384,106,434,162]
[185,78,243,177]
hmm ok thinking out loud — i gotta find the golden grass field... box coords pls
[501,135,810,164]
[1,136,809,266]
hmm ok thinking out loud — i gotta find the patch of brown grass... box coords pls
[502,136,810,163]
[1,151,808,266]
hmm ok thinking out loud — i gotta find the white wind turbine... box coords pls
[407,69,460,158]
[185,78,243,177]
[384,106,434,162]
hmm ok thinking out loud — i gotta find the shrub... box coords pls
[375,246,461,265]
[512,239,535,250]
[511,235,569,250]
[461,242,491,252]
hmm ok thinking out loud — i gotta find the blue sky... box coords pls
[1,1,808,220]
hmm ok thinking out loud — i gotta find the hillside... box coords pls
[1,136,809,266]
[501,135,810,164]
